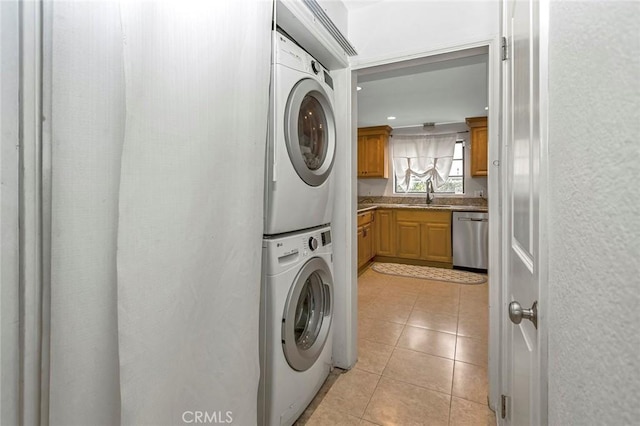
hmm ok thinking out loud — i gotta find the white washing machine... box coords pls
[258,226,334,426]
[264,31,336,236]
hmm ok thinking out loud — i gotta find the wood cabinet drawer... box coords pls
[357,211,375,227]
[395,209,450,224]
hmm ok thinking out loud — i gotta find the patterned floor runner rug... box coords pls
[371,262,487,285]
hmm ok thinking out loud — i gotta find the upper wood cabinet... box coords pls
[357,126,392,178]
[466,116,488,177]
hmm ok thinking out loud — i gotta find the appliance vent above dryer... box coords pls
[302,0,358,57]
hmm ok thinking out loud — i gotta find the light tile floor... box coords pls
[301,267,496,426]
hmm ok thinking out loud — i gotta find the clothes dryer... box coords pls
[258,225,333,426]
[264,31,336,235]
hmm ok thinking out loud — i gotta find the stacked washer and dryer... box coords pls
[258,31,337,426]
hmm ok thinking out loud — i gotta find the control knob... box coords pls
[311,60,320,75]
[308,237,318,251]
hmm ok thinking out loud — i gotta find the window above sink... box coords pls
[393,140,465,195]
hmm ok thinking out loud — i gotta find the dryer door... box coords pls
[284,78,336,187]
[282,257,333,372]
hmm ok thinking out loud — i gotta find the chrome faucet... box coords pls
[425,179,434,204]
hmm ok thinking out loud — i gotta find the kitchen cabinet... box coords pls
[375,209,395,257]
[395,210,453,264]
[357,126,392,178]
[359,207,453,268]
[396,221,421,259]
[421,222,452,263]
[357,211,375,269]
[466,116,488,177]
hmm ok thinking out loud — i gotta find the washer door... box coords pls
[284,78,336,187]
[282,257,333,372]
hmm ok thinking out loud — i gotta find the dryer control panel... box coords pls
[274,32,333,90]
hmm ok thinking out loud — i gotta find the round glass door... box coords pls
[282,257,333,371]
[285,79,336,187]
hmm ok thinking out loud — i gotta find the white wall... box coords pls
[547,1,640,424]
[330,68,358,369]
[348,0,499,65]
[348,0,496,200]
[357,126,488,198]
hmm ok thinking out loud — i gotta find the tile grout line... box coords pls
[357,270,490,424]
[448,285,462,424]
[359,348,392,424]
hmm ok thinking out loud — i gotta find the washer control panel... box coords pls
[301,228,332,257]
[265,227,332,271]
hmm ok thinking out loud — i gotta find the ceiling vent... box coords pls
[302,0,358,56]
[423,122,436,128]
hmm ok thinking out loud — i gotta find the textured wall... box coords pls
[547,1,640,424]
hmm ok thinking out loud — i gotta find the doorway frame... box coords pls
[349,36,503,411]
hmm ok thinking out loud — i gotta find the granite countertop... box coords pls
[357,196,488,214]
[357,203,488,213]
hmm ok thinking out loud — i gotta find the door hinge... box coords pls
[501,394,508,419]
[501,36,508,61]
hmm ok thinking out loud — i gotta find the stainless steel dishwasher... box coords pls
[452,211,488,271]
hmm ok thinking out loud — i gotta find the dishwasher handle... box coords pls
[457,217,488,222]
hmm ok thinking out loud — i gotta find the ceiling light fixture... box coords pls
[485,106,489,110]
[387,116,396,120]
[357,86,362,91]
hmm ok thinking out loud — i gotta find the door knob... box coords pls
[509,300,538,329]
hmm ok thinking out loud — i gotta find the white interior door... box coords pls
[502,0,547,424]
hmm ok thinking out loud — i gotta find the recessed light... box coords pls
[357,86,362,91]
[387,116,396,120]
[484,106,489,110]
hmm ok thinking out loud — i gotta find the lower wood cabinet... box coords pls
[376,209,452,265]
[357,211,375,269]
[375,209,395,256]
[421,222,452,263]
[396,221,422,259]
[359,207,453,269]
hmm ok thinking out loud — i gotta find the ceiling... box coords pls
[342,0,385,12]
[356,53,488,128]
